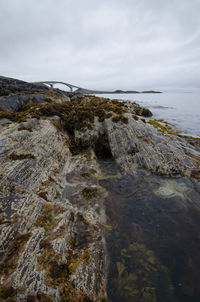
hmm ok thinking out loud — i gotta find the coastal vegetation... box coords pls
[148,119,180,135]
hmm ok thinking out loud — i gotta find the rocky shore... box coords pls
[0,77,200,302]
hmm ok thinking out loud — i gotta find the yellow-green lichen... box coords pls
[148,120,179,135]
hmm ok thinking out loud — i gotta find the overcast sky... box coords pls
[0,0,200,91]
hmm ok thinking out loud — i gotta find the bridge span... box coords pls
[32,81,82,92]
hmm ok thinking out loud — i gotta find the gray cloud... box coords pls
[0,0,200,91]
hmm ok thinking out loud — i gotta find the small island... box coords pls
[75,88,162,94]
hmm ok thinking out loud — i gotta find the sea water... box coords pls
[96,93,200,137]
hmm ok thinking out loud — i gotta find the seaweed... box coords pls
[109,242,172,302]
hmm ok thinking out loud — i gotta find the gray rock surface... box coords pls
[0,76,70,112]
[0,118,107,301]
[74,112,198,177]
[0,77,200,301]
[0,76,48,96]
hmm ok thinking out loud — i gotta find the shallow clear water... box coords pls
[98,158,200,302]
[96,93,200,137]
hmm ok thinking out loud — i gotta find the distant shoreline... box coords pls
[76,88,162,94]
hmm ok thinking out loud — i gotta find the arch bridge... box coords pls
[32,81,82,92]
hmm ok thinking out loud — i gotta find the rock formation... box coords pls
[0,77,200,302]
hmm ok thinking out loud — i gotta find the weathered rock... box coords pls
[75,113,198,177]
[0,94,31,112]
[0,76,70,112]
[0,77,200,301]
[0,118,107,301]
[0,76,48,96]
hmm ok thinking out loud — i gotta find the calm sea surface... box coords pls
[96,93,200,137]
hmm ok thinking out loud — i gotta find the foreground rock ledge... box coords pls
[0,77,200,302]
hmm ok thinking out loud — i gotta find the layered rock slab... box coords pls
[0,118,107,301]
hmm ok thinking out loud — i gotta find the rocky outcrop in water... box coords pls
[0,77,200,302]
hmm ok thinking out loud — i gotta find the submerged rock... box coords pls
[0,77,200,301]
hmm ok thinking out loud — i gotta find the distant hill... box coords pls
[75,88,162,94]
[142,90,162,93]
